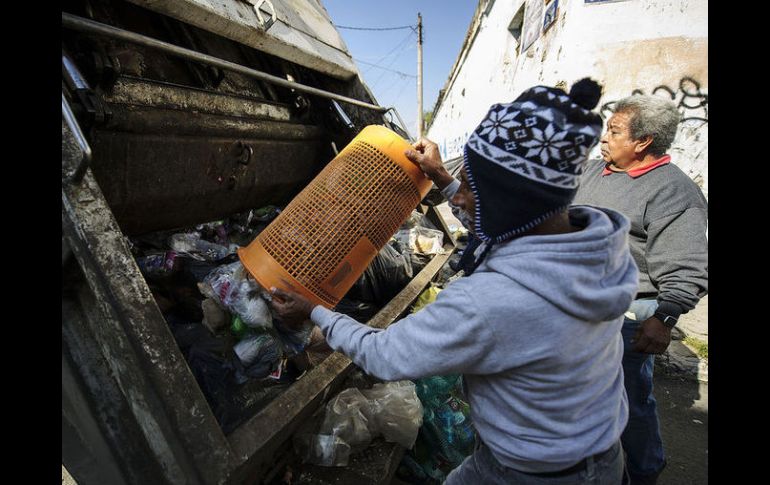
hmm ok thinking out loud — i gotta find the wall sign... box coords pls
[520,0,545,52]
[543,0,558,32]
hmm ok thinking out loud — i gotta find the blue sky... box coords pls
[322,0,478,138]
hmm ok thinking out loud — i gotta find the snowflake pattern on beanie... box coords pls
[463,84,603,242]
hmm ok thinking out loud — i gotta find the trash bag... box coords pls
[295,433,352,467]
[365,242,413,304]
[168,232,235,262]
[400,210,440,232]
[395,227,445,255]
[166,316,214,355]
[346,241,413,306]
[305,325,334,367]
[434,253,462,287]
[201,298,229,334]
[198,262,273,329]
[231,332,283,384]
[258,291,314,356]
[181,258,219,283]
[319,388,373,452]
[411,286,442,314]
[362,381,423,449]
[334,297,381,321]
[135,251,181,280]
[230,315,249,340]
[183,330,239,428]
[397,374,475,484]
[271,318,314,357]
[195,220,230,247]
[295,381,424,467]
[252,205,282,222]
[409,252,432,275]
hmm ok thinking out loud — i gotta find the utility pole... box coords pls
[417,12,423,139]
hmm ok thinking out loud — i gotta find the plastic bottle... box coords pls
[168,233,232,262]
[136,251,180,278]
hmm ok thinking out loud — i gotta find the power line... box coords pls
[354,59,416,78]
[363,30,415,77]
[357,29,415,63]
[335,24,415,32]
[369,33,417,89]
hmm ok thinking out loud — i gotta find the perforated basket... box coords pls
[237,125,433,308]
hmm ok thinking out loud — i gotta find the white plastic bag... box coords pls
[319,387,373,452]
[294,381,424,466]
[395,227,445,255]
[296,433,351,467]
[362,381,423,448]
[198,262,273,329]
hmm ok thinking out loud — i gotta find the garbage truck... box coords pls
[62,1,456,483]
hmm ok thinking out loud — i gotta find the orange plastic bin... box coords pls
[238,125,433,308]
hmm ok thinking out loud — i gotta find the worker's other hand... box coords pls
[405,138,454,189]
[269,287,315,329]
[631,316,672,354]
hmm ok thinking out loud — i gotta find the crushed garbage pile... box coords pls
[129,205,300,433]
[128,206,450,434]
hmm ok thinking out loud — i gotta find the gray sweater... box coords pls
[573,159,708,318]
[311,206,638,473]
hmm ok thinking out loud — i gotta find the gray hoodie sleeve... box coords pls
[645,207,708,315]
[441,177,461,200]
[310,284,497,381]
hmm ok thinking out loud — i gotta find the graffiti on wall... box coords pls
[440,132,470,161]
[594,76,708,197]
[600,77,708,125]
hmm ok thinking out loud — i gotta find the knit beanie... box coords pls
[463,78,603,243]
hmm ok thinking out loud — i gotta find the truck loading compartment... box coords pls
[62,1,455,483]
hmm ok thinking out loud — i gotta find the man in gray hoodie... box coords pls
[271,80,638,484]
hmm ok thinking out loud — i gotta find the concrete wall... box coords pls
[428,0,708,198]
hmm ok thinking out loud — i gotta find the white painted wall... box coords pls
[428,0,708,198]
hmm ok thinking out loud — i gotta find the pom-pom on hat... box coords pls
[463,78,604,243]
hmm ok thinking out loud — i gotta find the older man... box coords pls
[573,95,708,485]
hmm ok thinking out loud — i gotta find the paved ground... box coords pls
[655,374,708,485]
[656,294,708,484]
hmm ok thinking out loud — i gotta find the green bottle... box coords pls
[230,315,248,339]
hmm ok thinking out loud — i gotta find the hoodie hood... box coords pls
[479,205,638,322]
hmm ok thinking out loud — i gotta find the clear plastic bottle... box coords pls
[168,232,232,262]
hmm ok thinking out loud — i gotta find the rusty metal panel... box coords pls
[106,76,292,121]
[63,120,240,484]
[90,127,323,235]
[123,0,359,79]
[89,78,326,235]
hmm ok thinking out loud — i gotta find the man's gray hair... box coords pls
[615,95,681,156]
